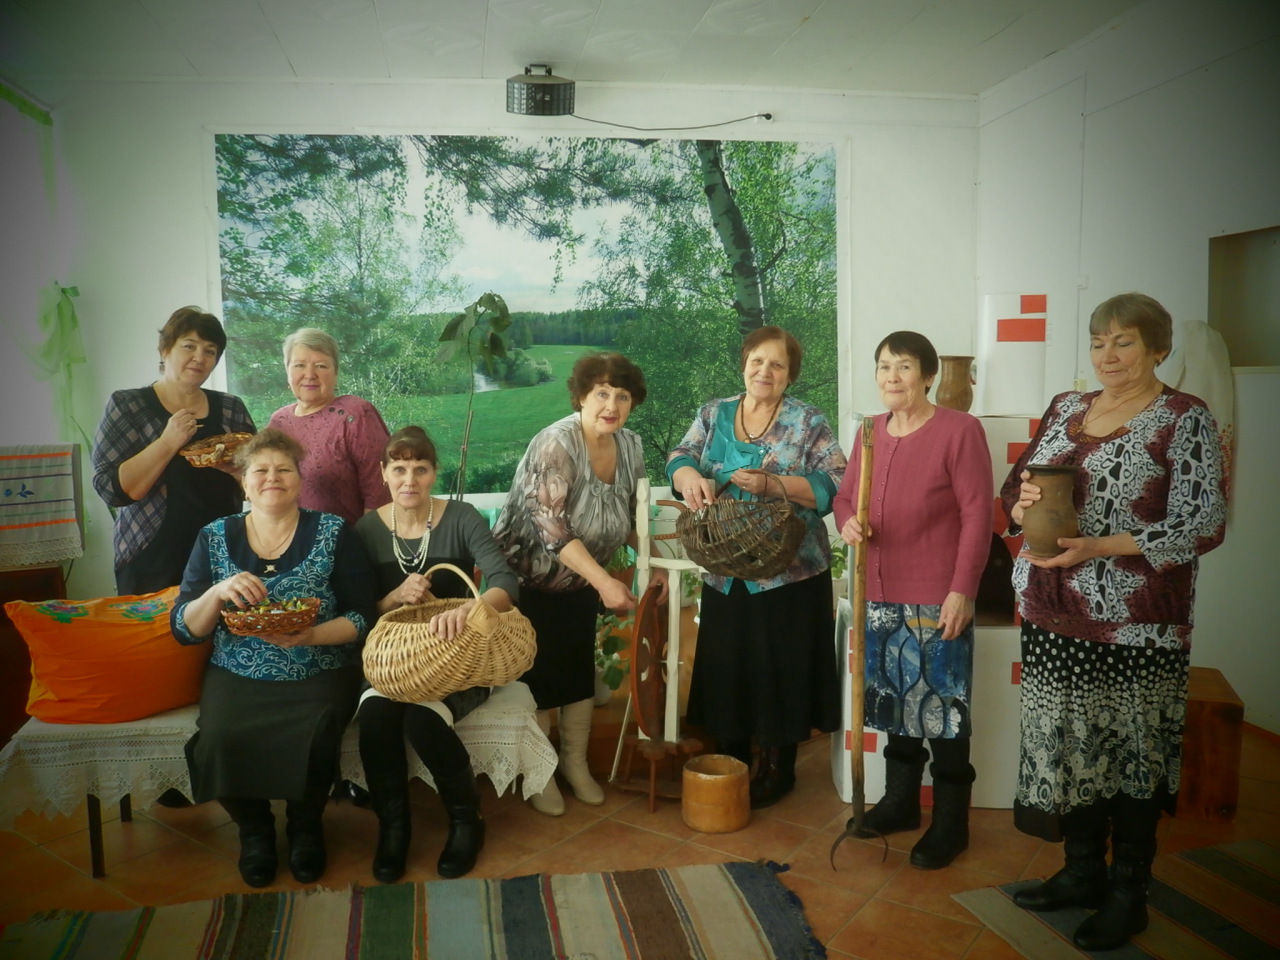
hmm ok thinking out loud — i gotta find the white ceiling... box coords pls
[1,0,1147,104]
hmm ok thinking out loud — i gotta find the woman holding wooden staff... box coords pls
[833,331,991,869]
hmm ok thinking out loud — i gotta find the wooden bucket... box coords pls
[682,754,750,833]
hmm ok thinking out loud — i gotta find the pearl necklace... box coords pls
[390,499,434,576]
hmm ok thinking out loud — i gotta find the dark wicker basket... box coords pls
[222,596,320,636]
[181,432,253,467]
[663,472,806,580]
[363,563,537,702]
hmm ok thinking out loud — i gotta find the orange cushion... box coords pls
[4,586,210,724]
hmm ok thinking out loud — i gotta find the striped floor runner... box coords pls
[0,861,823,959]
[0,885,428,960]
[426,860,825,959]
[953,839,1280,959]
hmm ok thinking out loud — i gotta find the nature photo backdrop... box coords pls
[216,133,838,493]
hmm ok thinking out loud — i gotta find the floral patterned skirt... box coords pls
[1014,621,1188,840]
[864,601,973,739]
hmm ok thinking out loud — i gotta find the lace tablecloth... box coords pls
[0,682,556,825]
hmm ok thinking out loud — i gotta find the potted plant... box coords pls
[594,610,633,704]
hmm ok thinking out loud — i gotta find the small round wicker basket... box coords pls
[222,596,320,637]
[181,432,254,468]
[363,563,537,702]
[661,471,806,581]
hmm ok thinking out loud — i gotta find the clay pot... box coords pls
[1021,464,1081,558]
[935,356,974,412]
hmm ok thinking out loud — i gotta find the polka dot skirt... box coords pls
[1016,621,1188,819]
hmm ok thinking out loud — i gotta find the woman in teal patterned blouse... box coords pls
[668,326,847,809]
[172,428,378,888]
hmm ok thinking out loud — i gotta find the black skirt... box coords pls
[687,574,839,747]
[517,584,600,710]
[185,664,362,802]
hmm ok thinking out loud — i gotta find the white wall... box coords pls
[1,79,977,596]
[0,99,65,448]
[977,0,1280,729]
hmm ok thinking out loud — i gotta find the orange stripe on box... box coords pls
[1011,662,1022,685]
[1007,441,1029,464]
[1029,418,1040,437]
[920,785,934,807]
[997,317,1046,342]
[1020,294,1047,314]
[0,518,78,532]
[0,452,72,461]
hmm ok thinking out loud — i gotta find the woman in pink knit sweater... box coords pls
[833,330,991,870]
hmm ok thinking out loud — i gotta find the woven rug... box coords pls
[953,839,1280,959]
[426,860,825,959]
[0,861,824,960]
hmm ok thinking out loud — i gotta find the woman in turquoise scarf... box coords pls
[667,326,846,808]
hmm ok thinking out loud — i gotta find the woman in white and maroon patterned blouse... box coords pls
[1001,292,1226,951]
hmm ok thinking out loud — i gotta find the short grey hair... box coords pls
[282,327,340,374]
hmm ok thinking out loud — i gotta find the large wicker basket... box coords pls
[363,563,537,702]
[181,432,253,467]
[661,471,806,581]
[222,596,320,636]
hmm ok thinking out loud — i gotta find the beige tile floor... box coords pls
[1,723,1277,959]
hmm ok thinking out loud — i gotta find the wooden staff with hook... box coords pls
[830,416,884,867]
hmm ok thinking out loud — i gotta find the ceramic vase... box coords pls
[1021,464,1080,558]
[935,356,974,412]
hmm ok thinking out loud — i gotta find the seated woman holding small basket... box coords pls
[667,325,847,809]
[172,428,378,888]
[354,426,520,882]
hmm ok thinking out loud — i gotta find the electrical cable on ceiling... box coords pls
[570,112,773,132]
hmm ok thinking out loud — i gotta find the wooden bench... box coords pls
[0,683,556,877]
[1178,666,1244,820]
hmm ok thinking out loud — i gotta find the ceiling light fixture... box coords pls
[506,64,575,116]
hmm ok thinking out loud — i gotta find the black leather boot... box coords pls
[1014,807,1109,911]
[435,765,485,879]
[285,795,328,884]
[749,744,797,809]
[221,797,277,888]
[909,763,974,869]
[1072,795,1161,950]
[849,740,928,837]
[368,776,412,884]
[1072,840,1155,950]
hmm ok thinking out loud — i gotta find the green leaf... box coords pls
[439,310,467,341]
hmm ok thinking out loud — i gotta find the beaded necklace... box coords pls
[390,499,434,575]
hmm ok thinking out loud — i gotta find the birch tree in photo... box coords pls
[696,139,768,336]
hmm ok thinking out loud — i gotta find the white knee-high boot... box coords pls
[529,709,565,816]
[558,698,604,805]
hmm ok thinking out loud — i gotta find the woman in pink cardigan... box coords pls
[833,331,991,870]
